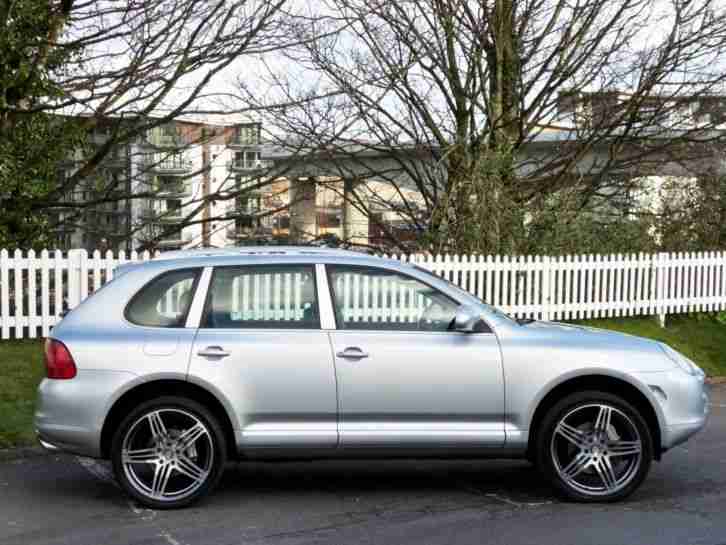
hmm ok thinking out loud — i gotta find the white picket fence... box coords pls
[0,249,154,339]
[2,249,726,339]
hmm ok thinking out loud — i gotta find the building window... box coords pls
[236,216,255,230]
[317,211,341,228]
[234,124,260,146]
[233,151,261,169]
[166,199,182,214]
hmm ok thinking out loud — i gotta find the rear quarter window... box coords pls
[125,268,200,327]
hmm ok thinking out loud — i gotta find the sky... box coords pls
[56,0,726,133]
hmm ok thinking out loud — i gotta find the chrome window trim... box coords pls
[331,328,496,336]
[197,263,322,330]
[185,266,213,328]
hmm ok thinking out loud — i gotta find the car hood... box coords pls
[523,320,653,344]
[526,320,639,337]
[498,320,676,373]
[526,318,671,354]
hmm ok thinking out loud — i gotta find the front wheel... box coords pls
[536,391,653,502]
[111,396,227,509]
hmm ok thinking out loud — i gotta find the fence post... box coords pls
[66,249,85,310]
[656,252,668,328]
[541,256,551,321]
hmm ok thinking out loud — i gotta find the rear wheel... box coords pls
[536,391,653,502]
[111,396,227,509]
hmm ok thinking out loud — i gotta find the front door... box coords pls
[188,263,338,449]
[326,264,505,449]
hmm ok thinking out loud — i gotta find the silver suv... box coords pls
[36,247,709,508]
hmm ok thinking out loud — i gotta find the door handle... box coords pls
[336,347,369,359]
[197,346,230,358]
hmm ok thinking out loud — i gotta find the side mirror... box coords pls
[454,305,489,333]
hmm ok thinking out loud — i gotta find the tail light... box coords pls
[44,339,77,379]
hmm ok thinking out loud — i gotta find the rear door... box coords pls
[188,263,338,449]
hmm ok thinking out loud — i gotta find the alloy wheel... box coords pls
[550,403,643,497]
[121,408,214,503]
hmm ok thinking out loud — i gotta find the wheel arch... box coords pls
[100,378,238,460]
[526,371,665,461]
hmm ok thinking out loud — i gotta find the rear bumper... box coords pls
[35,369,136,458]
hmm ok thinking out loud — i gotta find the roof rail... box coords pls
[153,246,370,261]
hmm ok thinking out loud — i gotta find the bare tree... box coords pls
[1,0,297,249]
[241,0,726,254]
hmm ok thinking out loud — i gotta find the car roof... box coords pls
[141,246,405,270]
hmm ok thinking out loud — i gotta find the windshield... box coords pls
[411,265,518,324]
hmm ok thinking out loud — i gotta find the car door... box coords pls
[326,264,505,450]
[187,263,338,450]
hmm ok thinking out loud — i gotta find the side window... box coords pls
[125,269,199,327]
[202,265,319,329]
[328,266,459,332]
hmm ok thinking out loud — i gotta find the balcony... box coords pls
[235,179,266,195]
[154,181,190,197]
[157,233,185,248]
[156,134,185,148]
[146,127,186,148]
[103,155,128,169]
[226,159,273,172]
[148,155,192,174]
[227,224,251,239]
[227,222,274,240]
[140,208,184,223]
[228,124,261,148]
[228,134,261,148]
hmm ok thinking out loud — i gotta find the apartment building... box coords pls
[556,91,726,130]
[54,118,393,251]
[54,119,277,251]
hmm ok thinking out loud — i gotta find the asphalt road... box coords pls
[1,386,725,545]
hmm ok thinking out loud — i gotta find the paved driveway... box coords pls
[1,386,724,545]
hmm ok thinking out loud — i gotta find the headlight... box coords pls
[659,343,705,377]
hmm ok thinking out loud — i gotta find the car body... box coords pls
[35,247,709,508]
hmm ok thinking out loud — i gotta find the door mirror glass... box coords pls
[454,305,490,333]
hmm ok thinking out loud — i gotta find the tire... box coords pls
[111,396,227,509]
[535,390,653,502]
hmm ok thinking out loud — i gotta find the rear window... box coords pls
[125,268,200,327]
[202,264,319,329]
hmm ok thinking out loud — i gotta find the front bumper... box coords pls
[35,369,136,458]
[635,369,709,451]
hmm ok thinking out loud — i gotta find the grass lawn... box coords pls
[577,314,726,377]
[0,315,724,449]
[0,340,45,449]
